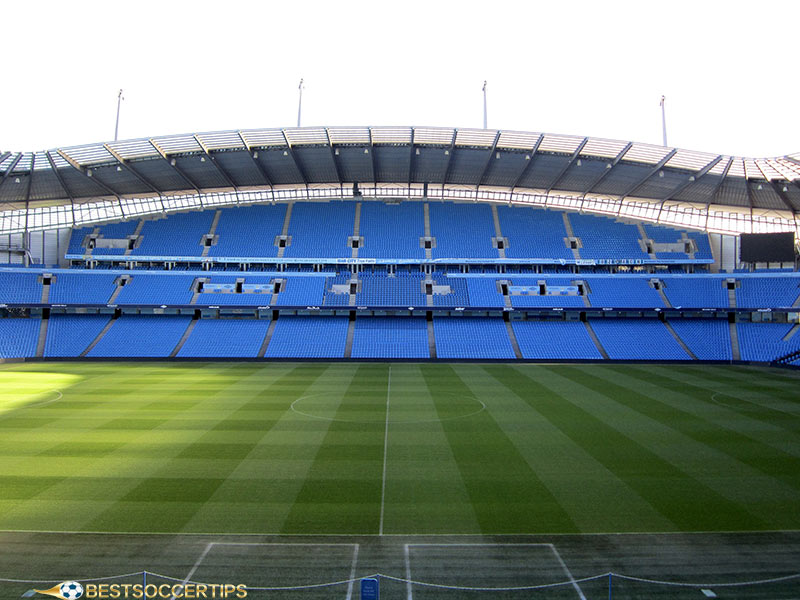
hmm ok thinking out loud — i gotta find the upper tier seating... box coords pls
[130,211,215,257]
[569,213,647,260]
[69,201,713,264]
[497,206,573,260]
[359,202,425,259]
[209,204,286,258]
[429,203,497,259]
[283,202,355,259]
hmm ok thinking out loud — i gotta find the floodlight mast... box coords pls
[297,79,304,127]
[114,89,124,142]
[482,81,488,129]
[660,95,668,147]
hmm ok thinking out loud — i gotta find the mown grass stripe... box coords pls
[281,364,387,534]
[79,363,331,533]
[486,364,766,532]
[421,364,578,534]
[565,365,800,506]
[614,364,800,437]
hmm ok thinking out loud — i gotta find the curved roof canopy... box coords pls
[2,126,800,212]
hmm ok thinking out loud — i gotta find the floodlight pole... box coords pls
[482,81,488,129]
[660,95,668,147]
[114,89,124,142]
[297,79,304,127]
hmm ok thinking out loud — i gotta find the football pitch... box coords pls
[1,361,800,598]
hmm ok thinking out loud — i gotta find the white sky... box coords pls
[3,0,798,159]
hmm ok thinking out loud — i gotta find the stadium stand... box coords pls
[590,319,690,360]
[669,319,733,361]
[428,202,497,259]
[44,315,111,357]
[569,213,648,260]
[737,322,800,362]
[498,206,573,260]
[356,271,426,307]
[433,317,516,359]
[511,320,604,360]
[208,204,286,258]
[178,319,269,358]
[736,278,800,308]
[282,202,355,259]
[464,278,506,308]
[358,202,426,259]
[507,278,586,308]
[130,211,214,257]
[350,317,429,359]
[0,272,43,304]
[265,316,349,358]
[49,273,118,305]
[587,278,665,308]
[661,277,729,308]
[0,318,40,358]
[115,275,196,305]
[87,315,191,357]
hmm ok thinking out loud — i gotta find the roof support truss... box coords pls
[193,135,238,190]
[546,137,589,195]
[661,155,723,202]
[619,148,678,201]
[476,131,502,188]
[56,150,122,199]
[149,140,201,194]
[581,142,632,198]
[103,145,162,195]
[237,131,273,188]
[510,134,544,190]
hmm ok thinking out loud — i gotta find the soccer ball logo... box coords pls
[58,582,83,600]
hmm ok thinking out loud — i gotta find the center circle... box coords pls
[290,391,486,424]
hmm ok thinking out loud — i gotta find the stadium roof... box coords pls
[2,126,799,209]
[1,126,799,236]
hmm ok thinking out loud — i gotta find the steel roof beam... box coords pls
[193,135,238,190]
[708,157,734,208]
[476,130,502,188]
[546,137,589,195]
[368,128,378,183]
[754,162,795,213]
[661,155,723,202]
[56,150,122,199]
[237,131,273,187]
[619,149,678,201]
[0,152,10,167]
[510,134,544,191]
[44,151,74,202]
[324,128,344,186]
[280,131,309,187]
[149,140,201,194]
[407,139,415,187]
[0,153,24,189]
[580,142,633,198]
[103,144,162,195]
[440,130,459,185]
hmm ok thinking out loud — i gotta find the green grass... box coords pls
[1,361,799,535]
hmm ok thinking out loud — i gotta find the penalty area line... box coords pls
[170,542,214,600]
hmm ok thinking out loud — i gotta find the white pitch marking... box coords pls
[404,543,413,600]
[407,543,587,600]
[548,543,587,600]
[379,365,391,536]
[171,542,214,600]
[345,544,359,600]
